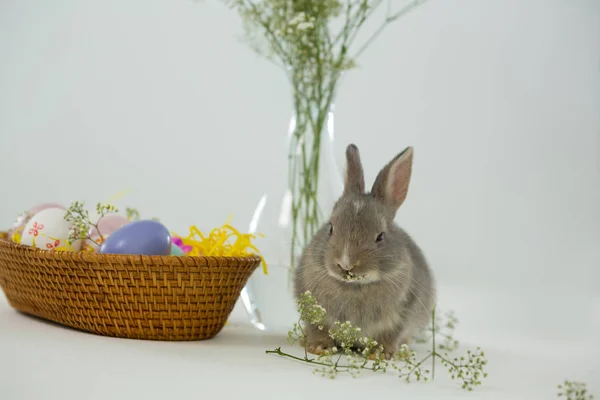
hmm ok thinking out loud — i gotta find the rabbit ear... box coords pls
[343,144,365,195]
[370,146,414,212]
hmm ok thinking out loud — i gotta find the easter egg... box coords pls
[20,208,81,251]
[8,212,33,243]
[29,203,65,215]
[99,220,171,256]
[81,233,108,253]
[97,214,129,234]
[170,244,185,256]
[171,235,193,254]
[82,215,130,252]
[8,203,65,243]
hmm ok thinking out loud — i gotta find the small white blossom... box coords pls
[288,12,306,26]
[297,21,314,30]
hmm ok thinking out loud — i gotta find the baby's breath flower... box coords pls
[296,21,314,31]
[126,207,140,221]
[288,12,306,26]
[558,380,594,400]
[270,286,488,391]
[442,347,488,391]
[64,200,118,246]
[96,203,118,217]
[297,291,326,326]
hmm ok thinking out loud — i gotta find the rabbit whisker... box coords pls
[382,269,436,299]
[382,274,431,319]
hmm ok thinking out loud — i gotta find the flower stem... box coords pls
[266,347,330,367]
[353,0,430,59]
[431,306,436,379]
[399,353,432,380]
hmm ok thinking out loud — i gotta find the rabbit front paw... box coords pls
[305,328,336,355]
[367,346,397,361]
[307,338,336,355]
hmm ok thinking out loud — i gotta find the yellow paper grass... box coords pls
[174,217,267,274]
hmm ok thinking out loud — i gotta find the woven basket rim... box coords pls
[0,231,263,264]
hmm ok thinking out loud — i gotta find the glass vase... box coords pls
[240,102,343,333]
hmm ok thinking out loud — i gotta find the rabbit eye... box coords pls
[328,222,333,236]
[376,232,385,243]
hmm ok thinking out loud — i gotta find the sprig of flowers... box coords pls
[414,308,459,352]
[126,207,140,221]
[267,291,488,391]
[63,201,118,246]
[125,207,160,222]
[558,381,595,400]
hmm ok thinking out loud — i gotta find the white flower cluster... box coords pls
[441,347,488,391]
[329,320,367,354]
[64,201,91,244]
[298,290,326,325]
[558,380,594,400]
[96,203,118,217]
[289,12,315,31]
[126,207,140,221]
[279,289,490,391]
[275,11,316,37]
[64,201,119,245]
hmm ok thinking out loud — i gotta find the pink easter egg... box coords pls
[96,215,129,237]
[82,215,129,251]
[29,203,65,215]
[81,234,108,253]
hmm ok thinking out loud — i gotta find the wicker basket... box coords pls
[0,232,261,341]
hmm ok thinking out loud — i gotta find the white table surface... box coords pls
[1,284,599,400]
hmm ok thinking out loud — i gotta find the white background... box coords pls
[0,0,599,398]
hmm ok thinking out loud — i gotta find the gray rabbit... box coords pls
[293,144,436,359]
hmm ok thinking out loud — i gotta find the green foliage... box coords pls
[267,290,489,391]
[126,207,141,221]
[223,0,427,74]
[414,309,459,352]
[558,381,594,400]
[64,201,119,246]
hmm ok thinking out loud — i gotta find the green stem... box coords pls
[400,353,432,380]
[288,76,333,269]
[268,347,385,373]
[266,347,330,367]
[352,0,429,59]
[432,306,436,379]
[334,352,344,368]
[241,0,290,64]
[345,0,383,51]
[299,322,308,360]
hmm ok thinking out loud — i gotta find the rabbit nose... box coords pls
[336,252,358,272]
[337,262,351,271]
[336,254,353,271]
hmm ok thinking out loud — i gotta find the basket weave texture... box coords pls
[0,232,261,340]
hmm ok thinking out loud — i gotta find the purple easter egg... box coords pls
[99,220,171,256]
